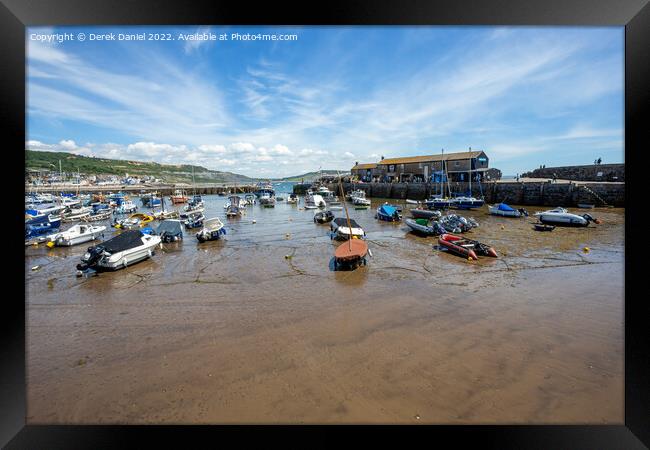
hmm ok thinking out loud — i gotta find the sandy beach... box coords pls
[25,197,624,424]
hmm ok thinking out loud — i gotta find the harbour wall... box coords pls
[26,184,258,196]
[315,181,625,207]
[521,164,624,182]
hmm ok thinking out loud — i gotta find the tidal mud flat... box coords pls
[25,198,624,424]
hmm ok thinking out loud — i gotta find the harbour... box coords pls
[25,189,624,423]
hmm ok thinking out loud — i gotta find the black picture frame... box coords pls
[3,0,648,447]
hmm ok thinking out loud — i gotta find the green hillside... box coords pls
[25,150,255,184]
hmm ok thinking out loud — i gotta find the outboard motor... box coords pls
[518,208,529,217]
[76,245,105,270]
[582,213,601,225]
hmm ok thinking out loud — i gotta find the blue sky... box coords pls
[26,26,623,177]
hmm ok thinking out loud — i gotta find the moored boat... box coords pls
[25,216,62,240]
[183,211,205,229]
[410,209,442,220]
[376,204,401,222]
[287,193,299,204]
[488,203,528,217]
[225,195,243,217]
[196,217,226,242]
[314,210,335,224]
[330,217,365,240]
[534,207,600,227]
[76,229,162,272]
[46,224,106,247]
[451,196,485,210]
[154,219,184,243]
[438,233,497,260]
[113,213,154,230]
[405,218,445,236]
[170,189,188,204]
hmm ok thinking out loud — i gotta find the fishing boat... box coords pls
[346,189,365,201]
[488,203,528,217]
[196,217,226,242]
[81,210,113,222]
[76,229,162,272]
[376,204,401,222]
[438,233,497,260]
[155,219,184,243]
[405,218,446,236]
[188,194,204,209]
[225,195,243,217]
[254,182,275,199]
[260,193,276,207]
[533,223,555,232]
[534,207,600,227]
[287,193,299,204]
[25,216,62,240]
[438,214,479,233]
[183,211,205,229]
[113,200,138,215]
[314,210,335,224]
[410,209,442,220]
[113,213,154,230]
[330,217,365,240]
[46,224,106,247]
[170,189,188,204]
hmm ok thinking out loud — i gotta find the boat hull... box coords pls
[410,209,441,220]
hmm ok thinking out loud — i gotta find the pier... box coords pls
[25,183,259,196]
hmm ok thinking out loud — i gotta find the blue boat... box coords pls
[25,217,62,239]
[424,196,453,210]
[451,196,485,210]
[376,204,401,222]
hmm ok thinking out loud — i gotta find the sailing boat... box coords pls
[152,194,179,220]
[332,172,369,270]
[451,152,485,210]
[425,149,453,210]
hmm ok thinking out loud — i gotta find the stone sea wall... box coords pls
[316,181,625,207]
[521,164,624,182]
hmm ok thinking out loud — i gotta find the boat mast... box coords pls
[336,171,353,251]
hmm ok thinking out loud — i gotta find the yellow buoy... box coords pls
[583,247,590,253]
[46,241,55,248]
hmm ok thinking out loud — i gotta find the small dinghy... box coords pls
[155,219,184,243]
[314,210,335,224]
[438,233,497,260]
[76,229,162,272]
[376,204,401,222]
[330,217,365,240]
[46,224,106,247]
[533,223,555,232]
[405,199,420,205]
[488,203,528,217]
[405,218,446,236]
[410,209,442,220]
[196,217,226,242]
[535,207,600,227]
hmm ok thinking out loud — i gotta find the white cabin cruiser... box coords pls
[196,217,226,242]
[306,193,326,208]
[114,200,138,215]
[77,229,162,272]
[534,207,599,227]
[47,224,106,247]
[330,217,365,240]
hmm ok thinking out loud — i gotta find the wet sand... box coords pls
[25,197,624,424]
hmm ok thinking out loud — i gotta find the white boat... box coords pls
[534,207,597,227]
[77,230,162,272]
[405,199,420,205]
[352,196,371,206]
[346,189,365,201]
[196,217,226,242]
[330,217,365,240]
[47,224,107,247]
[287,193,299,204]
[488,203,528,218]
[243,194,256,205]
[114,200,138,215]
[259,193,276,207]
[61,206,93,222]
[306,193,326,208]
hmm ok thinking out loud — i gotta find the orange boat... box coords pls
[334,239,368,270]
[170,189,188,204]
[438,233,497,260]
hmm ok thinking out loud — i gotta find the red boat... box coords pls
[438,233,497,260]
[334,239,369,270]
